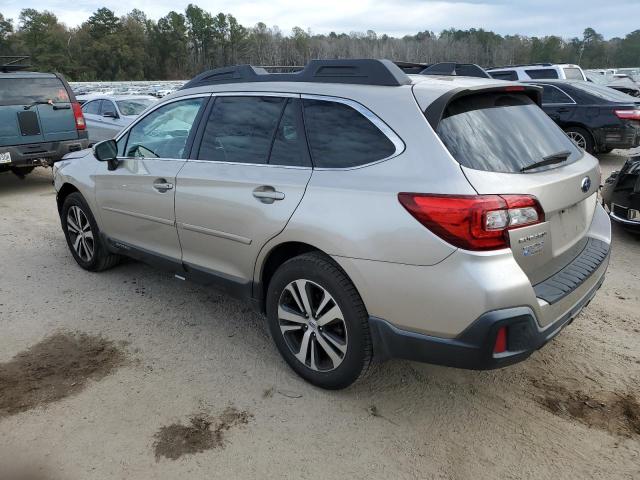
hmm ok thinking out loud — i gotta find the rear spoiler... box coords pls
[423,84,543,129]
[0,55,31,73]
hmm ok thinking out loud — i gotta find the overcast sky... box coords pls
[2,0,639,39]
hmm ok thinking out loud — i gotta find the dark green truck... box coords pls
[1,60,89,178]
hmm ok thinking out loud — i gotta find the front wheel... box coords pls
[61,192,119,271]
[266,252,372,389]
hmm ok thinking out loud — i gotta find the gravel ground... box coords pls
[0,153,639,480]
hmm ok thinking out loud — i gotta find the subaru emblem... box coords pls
[581,176,591,193]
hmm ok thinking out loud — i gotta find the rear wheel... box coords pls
[266,252,372,389]
[61,192,120,271]
[565,126,594,154]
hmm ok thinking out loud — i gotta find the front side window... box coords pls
[436,92,582,173]
[302,98,396,168]
[100,100,117,116]
[82,100,102,115]
[198,96,285,164]
[124,98,204,159]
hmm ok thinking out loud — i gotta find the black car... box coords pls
[523,79,640,154]
[602,156,640,232]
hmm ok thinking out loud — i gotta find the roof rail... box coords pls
[486,63,554,70]
[420,62,491,79]
[181,59,412,89]
[0,55,31,73]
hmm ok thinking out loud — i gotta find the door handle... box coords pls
[253,186,285,204]
[153,179,174,192]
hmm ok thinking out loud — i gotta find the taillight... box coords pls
[614,109,640,121]
[71,102,86,130]
[397,193,545,251]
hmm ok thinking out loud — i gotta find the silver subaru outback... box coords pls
[53,60,611,389]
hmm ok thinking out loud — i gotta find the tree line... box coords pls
[1,5,639,81]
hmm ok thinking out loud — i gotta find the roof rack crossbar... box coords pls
[420,62,491,79]
[1,55,31,73]
[181,59,412,89]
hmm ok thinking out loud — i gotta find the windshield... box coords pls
[116,99,155,116]
[436,93,582,173]
[571,82,639,102]
[0,78,69,106]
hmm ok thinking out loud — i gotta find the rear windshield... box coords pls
[0,77,69,106]
[570,82,639,102]
[563,68,585,80]
[436,93,582,173]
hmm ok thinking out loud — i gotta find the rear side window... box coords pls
[436,93,582,173]
[540,85,574,104]
[563,68,584,80]
[302,99,396,168]
[525,69,559,79]
[489,71,517,81]
[198,96,285,165]
[0,77,69,106]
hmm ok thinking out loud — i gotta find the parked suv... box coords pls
[487,63,587,81]
[53,60,611,389]
[1,60,89,177]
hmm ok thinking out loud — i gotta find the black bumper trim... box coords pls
[369,272,606,370]
[533,238,609,305]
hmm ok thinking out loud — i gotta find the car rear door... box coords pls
[94,96,207,262]
[175,94,312,290]
[418,87,601,285]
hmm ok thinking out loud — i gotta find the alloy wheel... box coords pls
[567,131,587,150]
[277,279,348,372]
[66,205,95,262]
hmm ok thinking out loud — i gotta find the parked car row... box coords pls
[53,59,612,389]
[79,95,157,143]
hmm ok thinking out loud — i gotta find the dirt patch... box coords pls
[154,406,253,461]
[535,382,640,437]
[0,332,125,419]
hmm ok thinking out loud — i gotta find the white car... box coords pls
[487,63,587,81]
[81,95,157,142]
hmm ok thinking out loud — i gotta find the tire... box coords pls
[564,126,595,154]
[266,252,372,389]
[61,192,120,272]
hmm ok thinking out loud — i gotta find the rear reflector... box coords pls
[614,109,640,121]
[72,102,86,130]
[398,194,545,251]
[494,326,508,354]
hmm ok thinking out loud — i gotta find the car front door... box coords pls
[99,100,124,139]
[175,94,312,292]
[94,95,207,263]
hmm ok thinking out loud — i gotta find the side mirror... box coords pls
[103,111,118,119]
[93,139,119,170]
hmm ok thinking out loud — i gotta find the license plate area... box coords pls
[0,151,11,164]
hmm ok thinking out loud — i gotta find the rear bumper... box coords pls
[0,137,90,168]
[597,124,640,150]
[370,255,608,369]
